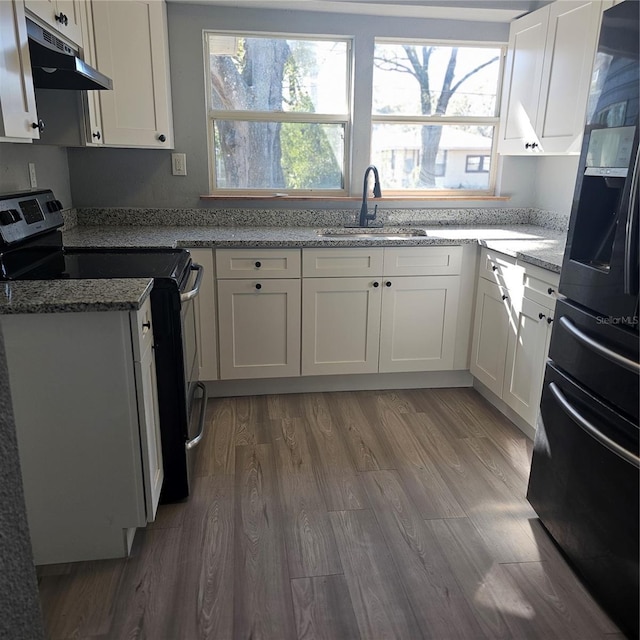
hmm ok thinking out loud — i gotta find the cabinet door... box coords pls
[92,0,173,147]
[188,249,218,381]
[25,0,83,46]
[302,277,382,376]
[134,342,164,522]
[0,0,40,141]
[79,0,103,145]
[537,1,602,154]
[379,275,460,373]
[503,297,552,426]
[469,277,512,395]
[218,279,301,379]
[498,5,549,154]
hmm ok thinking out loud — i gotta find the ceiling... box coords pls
[166,0,552,23]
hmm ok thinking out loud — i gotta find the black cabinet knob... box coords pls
[502,294,508,301]
[158,134,166,142]
[385,281,392,287]
[255,261,261,268]
[491,265,498,271]
[31,120,45,132]
[538,312,546,320]
[373,281,379,288]
[55,12,64,22]
[525,142,539,149]
[92,131,101,140]
[255,283,262,290]
[547,317,554,324]
[547,287,555,295]
[142,321,151,330]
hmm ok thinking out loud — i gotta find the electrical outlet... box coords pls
[28,163,37,188]
[171,153,187,176]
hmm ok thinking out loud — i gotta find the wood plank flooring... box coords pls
[37,388,622,639]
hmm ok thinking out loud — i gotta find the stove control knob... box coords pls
[9,209,21,222]
[0,210,16,225]
[47,200,63,212]
[54,200,63,210]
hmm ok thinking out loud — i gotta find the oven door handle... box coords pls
[186,382,208,450]
[180,263,204,303]
[549,382,640,468]
[559,316,640,374]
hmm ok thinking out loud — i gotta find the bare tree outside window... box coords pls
[372,42,502,192]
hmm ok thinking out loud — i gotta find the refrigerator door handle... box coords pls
[559,316,640,374]
[624,144,639,295]
[549,382,640,468]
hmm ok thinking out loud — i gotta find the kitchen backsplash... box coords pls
[68,207,570,232]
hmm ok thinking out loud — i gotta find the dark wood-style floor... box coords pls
[37,387,624,640]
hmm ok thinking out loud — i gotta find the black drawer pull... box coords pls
[255,261,261,268]
[373,281,379,288]
[547,287,555,295]
[385,281,392,287]
[92,131,101,140]
[255,283,262,290]
[491,265,498,271]
[547,317,554,325]
[158,134,166,142]
[538,313,546,320]
[502,294,508,301]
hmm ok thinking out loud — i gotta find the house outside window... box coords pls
[371,40,503,194]
[205,33,351,194]
[465,154,491,173]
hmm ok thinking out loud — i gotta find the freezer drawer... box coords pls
[549,298,639,422]
[527,362,639,639]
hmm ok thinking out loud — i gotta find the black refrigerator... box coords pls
[527,2,639,638]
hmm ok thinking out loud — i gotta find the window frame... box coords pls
[465,154,491,173]
[370,38,505,197]
[204,30,353,196]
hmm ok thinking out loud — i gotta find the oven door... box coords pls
[180,263,208,475]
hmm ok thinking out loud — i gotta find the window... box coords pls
[205,33,351,194]
[371,40,503,194]
[465,155,491,173]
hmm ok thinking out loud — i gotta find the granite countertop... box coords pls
[0,278,153,315]
[1,223,565,314]
[62,224,567,272]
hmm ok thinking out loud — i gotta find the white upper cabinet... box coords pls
[499,1,604,155]
[0,0,40,142]
[91,0,174,148]
[25,0,84,47]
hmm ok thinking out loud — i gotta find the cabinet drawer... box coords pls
[131,297,154,362]
[522,262,560,308]
[479,248,524,289]
[383,246,462,276]
[216,249,301,279]
[303,248,384,277]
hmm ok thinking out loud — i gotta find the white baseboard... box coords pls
[203,369,473,398]
[472,378,536,440]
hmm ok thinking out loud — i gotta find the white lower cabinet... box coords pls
[470,247,558,430]
[187,248,218,381]
[216,249,301,380]
[301,277,382,375]
[0,298,163,564]
[302,246,464,377]
[379,275,460,373]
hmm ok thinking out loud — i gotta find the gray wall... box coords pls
[0,144,72,209]
[0,326,45,640]
[68,3,517,209]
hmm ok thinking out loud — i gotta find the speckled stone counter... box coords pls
[62,224,567,272]
[0,279,153,314]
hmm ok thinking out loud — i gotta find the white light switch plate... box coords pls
[28,163,37,188]
[171,153,187,176]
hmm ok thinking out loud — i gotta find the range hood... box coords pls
[26,18,112,91]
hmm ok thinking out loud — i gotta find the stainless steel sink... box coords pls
[316,227,427,239]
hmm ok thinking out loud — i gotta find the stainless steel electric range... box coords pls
[0,189,206,503]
